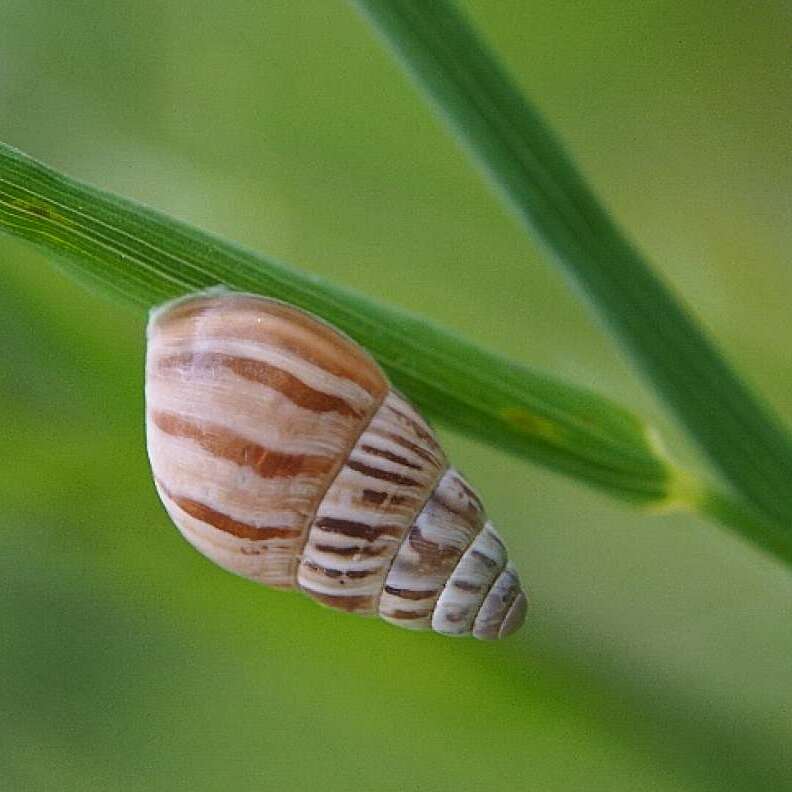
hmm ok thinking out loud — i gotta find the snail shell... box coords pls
[145,290,527,639]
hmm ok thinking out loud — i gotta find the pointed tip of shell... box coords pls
[472,563,527,641]
[497,591,527,638]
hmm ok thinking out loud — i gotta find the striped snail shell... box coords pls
[145,290,527,639]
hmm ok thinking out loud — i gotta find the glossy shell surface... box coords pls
[146,291,526,639]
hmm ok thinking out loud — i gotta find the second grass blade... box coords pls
[353,0,792,529]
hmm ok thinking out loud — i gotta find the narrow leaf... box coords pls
[353,0,792,530]
[0,142,666,503]
[1,142,789,568]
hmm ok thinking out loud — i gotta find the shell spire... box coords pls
[145,291,527,639]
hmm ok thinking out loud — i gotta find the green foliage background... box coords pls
[1,2,790,790]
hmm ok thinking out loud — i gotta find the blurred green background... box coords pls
[2,2,791,790]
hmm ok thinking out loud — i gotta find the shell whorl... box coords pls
[145,291,527,640]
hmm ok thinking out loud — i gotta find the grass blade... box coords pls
[0,142,668,501]
[0,142,789,567]
[352,0,792,530]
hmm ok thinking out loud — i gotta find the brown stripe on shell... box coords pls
[155,482,299,589]
[150,292,388,397]
[147,426,338,521]
[453,580,481,593]
[152,411,336,479]
[361,489,388,506]
[308,592,375,612]
[383,586,437,600]
[471,548,500,568]
[385,401,442,453]
[389,609,433,620]
[157,481,300,541]
[359,444,423,470]
[345,460,421,487]
[456,479,484,513]
[313,543,386,559]
[157,352,362,418]
[315,517,404,542]
[360,489,411,507]
[301,560,378,581]
[380,431,443,467]
[406,526,462,564]
[301,560,342,578]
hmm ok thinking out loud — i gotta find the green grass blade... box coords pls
[352,0,792,529]
[0,141,667,502]
[0,142,789,568]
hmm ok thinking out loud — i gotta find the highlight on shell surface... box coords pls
[145,289,527,639]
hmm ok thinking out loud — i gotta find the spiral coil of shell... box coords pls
[145,291,527,639]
